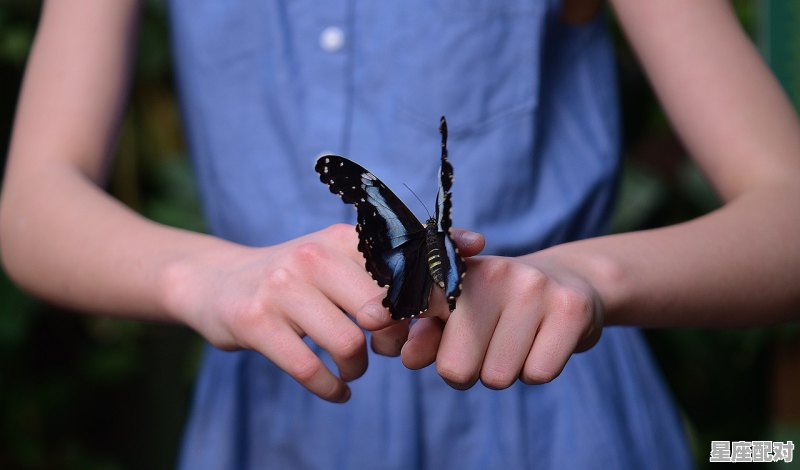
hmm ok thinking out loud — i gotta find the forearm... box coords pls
[561,0,800,328]
[532,182,800,327]
[0,163,246,322]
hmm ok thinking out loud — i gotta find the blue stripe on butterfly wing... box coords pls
[442,232,466,310]
[436,184,453,233]
[382,237,432,320]
[363,184,421,249]
[434,118,464,310]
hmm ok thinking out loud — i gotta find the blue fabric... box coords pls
[168,1,692,468]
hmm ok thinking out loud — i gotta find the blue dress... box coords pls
[168,1,692,468]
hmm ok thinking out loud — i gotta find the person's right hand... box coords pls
[162,224,383,403]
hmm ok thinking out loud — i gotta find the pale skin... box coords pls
[1,0,800,403]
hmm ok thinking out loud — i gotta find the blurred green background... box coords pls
[0,1,798,469]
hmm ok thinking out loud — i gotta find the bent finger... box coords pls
[298,243,384,318]
[370,320,410,357]
[435,287,501,389]
[286,286,368,383]
[246,323,351,402]
[480,297,542,390]
[401,317,444,370]
[520,316,584,385]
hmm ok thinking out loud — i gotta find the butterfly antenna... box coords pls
[403,183,433,220]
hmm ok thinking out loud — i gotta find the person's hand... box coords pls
[163,224,384,403]
[357,251,604,390]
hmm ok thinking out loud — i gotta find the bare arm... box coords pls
[360,0,800,388]
[561,0,800,326]
[0,0,171,316]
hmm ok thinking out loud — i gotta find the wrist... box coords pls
[158,234,253,328]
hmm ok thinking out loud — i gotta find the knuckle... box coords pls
[552,286,593,322]
[436,361,478,389]
[333,329,366,359]
[480,365,517,390]
[227,297,271,338]
[481,259,512,285]
[520,364,559,385]
[290,356,324,384]
[229,309,278,352]
[516,267,548,295]
[292,241,327,266]
[264,266,293,290]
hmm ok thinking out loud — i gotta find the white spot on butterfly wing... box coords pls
[362,172,377,181]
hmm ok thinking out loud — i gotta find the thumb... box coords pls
[356,292,394,331]
[449,228,485,257]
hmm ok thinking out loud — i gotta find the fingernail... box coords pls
[460,231,480,245]
[362,303,386,323]
[338,387,351,403]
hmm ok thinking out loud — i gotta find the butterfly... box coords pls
[315,116,467,320]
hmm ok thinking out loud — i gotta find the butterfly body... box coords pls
[315,117,466,320]
[424,218,446,288]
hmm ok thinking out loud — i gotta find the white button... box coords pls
[319,26,345,53]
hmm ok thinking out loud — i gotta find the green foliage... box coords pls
[760,1,800,109]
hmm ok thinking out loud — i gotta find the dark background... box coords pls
[1,1,798,468]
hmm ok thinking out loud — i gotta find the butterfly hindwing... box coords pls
[435,117,467,310]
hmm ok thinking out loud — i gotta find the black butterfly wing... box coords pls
[435,117,467,310]
[382,237,434,319]
[315,155,432,319]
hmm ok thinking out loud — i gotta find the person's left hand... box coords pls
[356,248,604,389]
